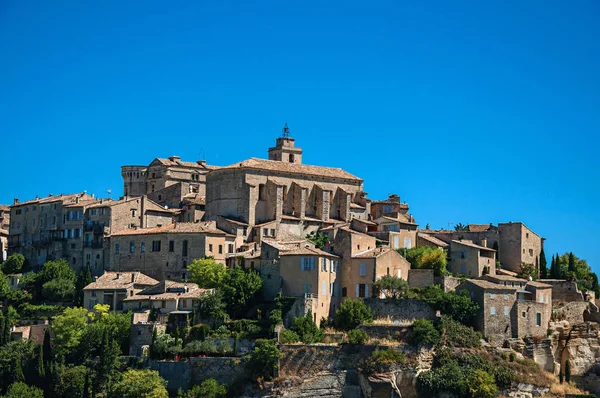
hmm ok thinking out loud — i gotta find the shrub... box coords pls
[437,316,481,348]
[245,339,281,381]
[347,329,369,345]
[466,369,498,398]
[227,319,262,336]
[279,329,300,344]
[363,349,406,375]
[333,299,373,331]
[188,324,210,342]
[408,319,440,346]
[289,311,324,344]
[190,378,227,398]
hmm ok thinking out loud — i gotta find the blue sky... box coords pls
[1,1,599,273]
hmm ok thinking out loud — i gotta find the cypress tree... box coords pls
[568,252,576,273]
[3,316,11,346]
[13,357,25,383]
[84,264,93,286]
[83,371,90,398]
[565,360,571,383]
[149,326,157,359]
[539,248,547,279]
[0,317,5,346]
[36,346,45,378]
[43,328,52,366]
[555,253,562,278]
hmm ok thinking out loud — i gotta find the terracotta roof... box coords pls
[124,281,211,301]
[0,205,10,211]
[484,275,526,283]
[182,195,206,206]
[111,222,227,237]
[451,240,495,251]
[496,268,518,277]
[153,157,219,171]
[352,218,376,226]
[83,271,158,290]
[14,193,93,207]
[376,215,418,226]
[526,281,552,289]
[217,158,362,181]
[416,228,454,234]
[353,246,396,259]
[350,203,365,210]
[280,246,339,258]
[468,224,494,232]
[339,226,375,239]
[219,217,249,226]
[417,233,449,248]
[63,199,101,208]
[463,279,519,291]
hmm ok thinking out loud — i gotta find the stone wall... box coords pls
[553,301,590,324]
[363,298,437,324]
[434,276,462,292]
[129,323,166,356]
[148,360,191,391]
[540,279,589,302]
[408,269,434,288]
[357,324,413,341]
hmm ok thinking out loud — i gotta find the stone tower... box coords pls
[268,123,303,164]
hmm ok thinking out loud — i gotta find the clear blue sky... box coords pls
[1,1,599,273]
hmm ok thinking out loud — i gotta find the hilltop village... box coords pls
[1,128,599,398]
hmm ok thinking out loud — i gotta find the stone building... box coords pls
[449,240,496,277]
[122,156,218,200]
[82,271,159,311]
[0,204,10,230]
[458,277,552,340]
[122,280,210,314]
[83,196,175,275]
[0,227,7,262]
[205,132,367,243]
[108,222,235,281]
[418,221,543,274]
[8,192,96,270]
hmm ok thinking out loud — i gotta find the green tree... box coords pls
[408,319,440,346]
[184,378,227,398]
[466,369,498,398]
[109,369,168,398]
[221,266,262,319]
[245,339,281,381]
[52,307,89,358]
[454,223,469,231]
[196,291,228,328]
[333,299,373,331]
[289,311,324,344]
[4,382,44,398]
[42,278,76,302]
[421,249,448,276]
[1,254,25,275]
[539,247,547,279]
[347,329,369,344]
[565,360,571,383]
[403,246,438,269]
[373,275,408,299]
[306,231,329,249]
[0,272,10,300]
[568,252,576,273]
[36,345,45,379]
[516,263,538,280]
[54,365,87,398]
[2,316,11,347]
[187,258,227,288]
[0,340,36,390]
[43,328,52,366]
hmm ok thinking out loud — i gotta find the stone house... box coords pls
[458,278,552,340]
[10,324,50,345]
[121,156,218,199]
[418,221,543,274]
[0,227,7,262]
[122,280,210,314]
[0,204,10,230]
[278,246,341,325]
[83,196,175,275]
[368,194,418,249]
[107,222,235,281]
[416,232,448,249]
[83,271,159,311]
[8,192,96,270]
[348,247,411,299]
[449,240,496,277]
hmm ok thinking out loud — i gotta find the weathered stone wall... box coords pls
[363,298,437,324]
[357,324,412,341]
[434,276,462,292]
[408,269,434,288]
[540,279,589,302]
[129,323,166,356]
[553,301,589,324]
[148,357,245,391]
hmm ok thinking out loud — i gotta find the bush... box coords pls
[347,329,369,345]
[4,382,44,398]
[245,339,281,381]
[416,286,479,324]
[188,324,210,342]
[333,299,373,331]
[363,349,406,375]
[279,329,300,344]
[437,316,481,348]
[408,319,440,346]
[289,311,324,344]
[227,319,262,336]
[466,370,497,398]
[184,378,227,398]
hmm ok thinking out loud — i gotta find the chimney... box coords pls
[116,273,121,279]
[197,160,206,166]
[35,195,39,200]
[168,156,181,162]
[49,193,53,197]
[131,273,135,283]
[13,198,19,205]
[75,196,80,204]
[481,238,488,248]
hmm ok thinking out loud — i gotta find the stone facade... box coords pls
[108,222,234,281]
[83,271,158,311]
[407,269,434,288]
[0,227,7,262]
[129,323,166,356]
[449,239,496,277]
[459,278,552,340]
[363,298,437,324]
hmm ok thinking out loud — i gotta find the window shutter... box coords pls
[300,257,305,271]
[322,281,326,295]
[356,284,360,298]
[365,284,369,298]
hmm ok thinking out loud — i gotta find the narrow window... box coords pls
[169,240,174,252]
[359,263,366,276]
[182,240,188,256]
[130,241,135,253]
[536,313,541,326]
[490,307,496,315]
[342,287,347,297]
[141,242,145,253]
[504,306,509,316]
[218,245,223,254]
[115,244,120,254]
[209,243,213,252]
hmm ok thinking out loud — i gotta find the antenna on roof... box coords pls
[282,123,290,138]
[107,188,112,199]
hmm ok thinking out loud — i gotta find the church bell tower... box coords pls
[268,123,303,164]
